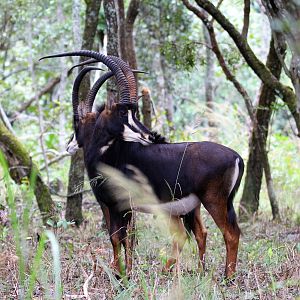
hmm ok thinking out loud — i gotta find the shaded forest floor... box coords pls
[0,198,299,300]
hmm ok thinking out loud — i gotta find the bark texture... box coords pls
[117,0,127,60]
[104,0,119,108]
[0,120,57,224]
[125,0,140,71]
[141,87,152,129]
[65,0,101,225]
[203,24,217,139]
[239,38,285,220]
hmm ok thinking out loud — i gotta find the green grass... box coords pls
[0,151,62,299]
[1,191,299,299]
[0,126,299,299]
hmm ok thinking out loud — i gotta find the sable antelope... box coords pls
[40,50,244,278]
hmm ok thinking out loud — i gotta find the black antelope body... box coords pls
[40,50,244,278]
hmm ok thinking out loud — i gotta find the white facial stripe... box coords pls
[123,125,151,145]
[100,139,115,154]
[127,111,140,131]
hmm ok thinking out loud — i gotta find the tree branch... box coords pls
[183,0,281,220]
[242,0,250,39]
[0,101,15,134]
[40,152,70,171]
[10,76,60,120]
[194,0,300,136]
[2,67,28,81]
[126,0,140,26]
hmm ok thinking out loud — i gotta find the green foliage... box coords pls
[161,39,197,70]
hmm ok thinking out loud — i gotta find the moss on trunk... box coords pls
[0,120,57,224]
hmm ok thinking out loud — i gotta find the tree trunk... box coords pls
[104,0,119,108]
[65,0,101,225]
[193,0,300,137]
[203,24,217,140]
[141,87,152,129]
[116,0,127,60]
[0,120,57,224]
[239,37,285,221]
[158,7,174,136]
[125,0,140,71]
[262,0,300,112]
[182,0,281,221]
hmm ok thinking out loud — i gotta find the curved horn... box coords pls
[86,71,114,112]
[68,58,99,73]
[108,56,137,103]
[72,67,102,130]
[86,69,147,112]
[40,50,131,103]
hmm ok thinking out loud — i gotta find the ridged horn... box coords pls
[72,67,101,130]
[108,56,137,103]
[40,50,131,103]
[86,69,147,112]
[86,71,114,112]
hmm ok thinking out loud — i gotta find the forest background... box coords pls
[0,0,299,299]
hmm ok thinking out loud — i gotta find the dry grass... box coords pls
[0,197,299,300]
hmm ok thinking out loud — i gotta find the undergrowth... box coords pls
[0,110,299,299]
[0,185,299,299]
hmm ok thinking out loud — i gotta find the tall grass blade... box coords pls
[0,150,26,297]
[45,230,62,300]
[25,233,47,299]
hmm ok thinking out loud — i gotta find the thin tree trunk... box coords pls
[203,24,217,140]
[0,120,57,224]
[104,0,119,108]
[191,0,300,137]
[28,21,50,185]
[0,102,15,134]
[141,87,152,129]
[158,8,174,136]
[239,37,285,221]
[116,0,127,60]
[125,0,140,71]
[125,0,140,120]
[182,1,281,221]
[262,0,300,112]
[117,0,140,69]
[65,0,101,225]
[56,0,68,152]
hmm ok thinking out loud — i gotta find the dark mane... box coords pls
[150,131,167,144]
